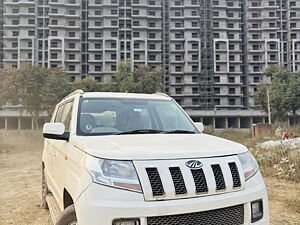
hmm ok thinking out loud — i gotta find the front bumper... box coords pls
[75,171,269,225]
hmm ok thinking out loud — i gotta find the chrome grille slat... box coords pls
[147,204,244,225]
[169,167,187,195]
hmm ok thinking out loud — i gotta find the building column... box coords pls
[31,117,34,130]
[237,117,241,129]
[18,118,21,130]
[212,117,216,129]
[225,117,228,129]
[249,117,253,126]
[4,118,7,130]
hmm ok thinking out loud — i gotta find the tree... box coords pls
[285,72,300,124]
[255,65,300,123]
[106,61,163,93]
[0,63,70,127]
[71,77,103,92]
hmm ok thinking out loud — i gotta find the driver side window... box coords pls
[54,104,65,123]
[54,101,74,132]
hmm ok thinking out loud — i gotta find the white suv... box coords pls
[42,90,269,225]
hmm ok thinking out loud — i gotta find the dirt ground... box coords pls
[0,131,299,225]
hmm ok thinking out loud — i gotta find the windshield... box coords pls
[77,98,199,136]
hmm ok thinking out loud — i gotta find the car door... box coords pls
[46,103,65,195]
[51,100,74,205]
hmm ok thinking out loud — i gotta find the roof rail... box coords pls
[62,89,84,100]
[153,92,169,97]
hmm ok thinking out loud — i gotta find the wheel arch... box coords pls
[63,188,74,209]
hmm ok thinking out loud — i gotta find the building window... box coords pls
[269,12,276,17]
[111,32,118,37]
[111,65,116,71]
[95,66,102,71]
[69,32,76,37]
[133,21,140,26]
[95,76,102,82]
[229,98,236,105]
[229,88,235,94]
[134,42,140,49]
[214,98,220,105]
[214,87,220,94]
[175,88,182,94]
[95,54,102,60]
[254,77,260,83]
[27,30,35,36]
[175,76,182,83]
[69,65,76,71]
[192,87,198,94]
[95,21,102,27]
[12,42,18,48]
[213,1,219,6]
[192,98,198,105]
[175,66,182,72]
[228,77,235,83]
[69,54,75,60]
[213,22,219,28]
[69,43,76,49]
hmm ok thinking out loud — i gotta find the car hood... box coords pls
[71,134,248,160]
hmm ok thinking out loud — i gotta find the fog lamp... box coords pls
[113,219,140,225]
[251,200,263,223]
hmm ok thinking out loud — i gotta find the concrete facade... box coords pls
[1,0,300,112]
[0,105,48,130]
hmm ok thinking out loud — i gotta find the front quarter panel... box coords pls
[62,138,92,210]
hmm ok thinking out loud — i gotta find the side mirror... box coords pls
[195,122,204,132]
[43,123,69,141]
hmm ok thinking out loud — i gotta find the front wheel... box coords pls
[57,205,78,225]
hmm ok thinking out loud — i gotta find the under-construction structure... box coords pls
[1,0,300,113]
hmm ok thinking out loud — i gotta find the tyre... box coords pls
[42,168,49,210]
[56,205,78,225]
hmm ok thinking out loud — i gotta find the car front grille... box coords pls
[147,204,244,225]
[134,156,244,201]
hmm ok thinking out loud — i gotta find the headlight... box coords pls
[237,151,259,180]
[86,157,142,193]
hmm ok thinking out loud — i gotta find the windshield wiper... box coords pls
[162,130,195,134]
[113,129,164,135]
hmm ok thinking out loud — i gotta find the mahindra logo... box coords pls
[185,160,203,169]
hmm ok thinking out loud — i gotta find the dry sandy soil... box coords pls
[0,131,299,225]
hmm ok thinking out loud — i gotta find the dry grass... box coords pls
[0,131,51,225]
[215,128,300,182]
[0,130,299,225]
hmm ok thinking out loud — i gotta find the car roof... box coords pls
[82,92,172,100]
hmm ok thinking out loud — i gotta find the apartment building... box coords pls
[1,0,300,111]
[246,0,300,107]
